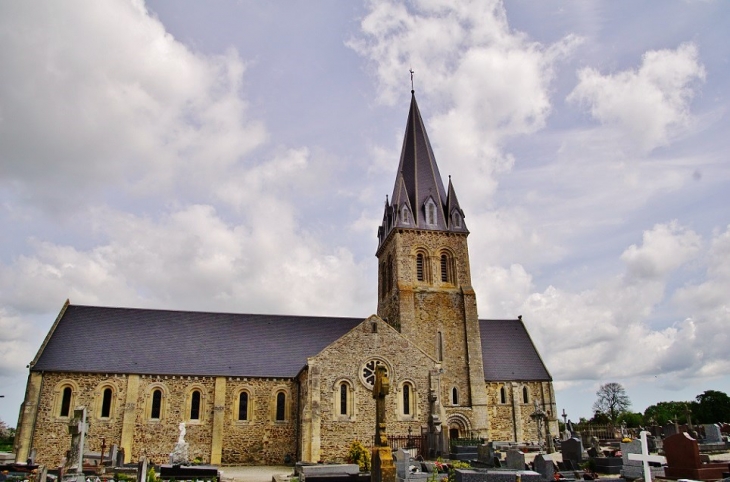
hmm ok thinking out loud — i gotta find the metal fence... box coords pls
[372,435,425,457]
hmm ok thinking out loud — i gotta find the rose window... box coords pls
[361,359,389,389]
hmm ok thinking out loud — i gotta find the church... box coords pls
[14,92,558,466]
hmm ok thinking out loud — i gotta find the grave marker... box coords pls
[65,407,88,482]
[505,449,525,470]
[627,431,665,482]
[371,365,395,482]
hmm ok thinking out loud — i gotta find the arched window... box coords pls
[500,386,506,404]
[190,390,201,420]
[238,392,249,421]
[276,392,286,421]
[416,254,424,281]
[403,384,411,415]
[440,254,448,282]
[425,199,437,225]
[452,387,459,406]
[100,387,113,418]
[452,211,462,228]
[150,389,162,419]
[340,383,348,415]
[402,205,410,225]
[522,386,529,404]
[60,386,72,417]
[437,331,443,361]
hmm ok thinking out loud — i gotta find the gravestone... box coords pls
[560,437,583,465]
[533,454,555,481]
[136,456,148,482]
[646,434,657,453]
[299,464,361,482]
[621,437,664,480]
[394,449,429,482]
[663,421,679,437]
[477,443,496,467]
[371,365,395,482]
[505,449,525,470]
[664,432,730,481]
[454,469,540,482]
[65,407,88,482]
[627,431,665,482]
[38,465,48,482]
[703,424,722,443]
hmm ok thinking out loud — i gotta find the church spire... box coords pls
[378,92,467,248]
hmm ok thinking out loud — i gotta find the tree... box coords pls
[644,401,691,426]
[593,382,631,423]
[617,411,644,428]
[693,390,730,423]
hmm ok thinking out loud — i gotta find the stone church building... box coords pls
[15,92,558,466]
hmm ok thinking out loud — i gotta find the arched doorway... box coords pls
[446,414,471,443]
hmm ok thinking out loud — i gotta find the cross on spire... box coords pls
[409,68,414,92]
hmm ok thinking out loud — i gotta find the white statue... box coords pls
[177,422,186,445]
[170,422,189,465]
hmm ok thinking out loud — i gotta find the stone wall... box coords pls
[221,377,297,465]
[28,372,127,467]
[27,371,298,466]
[485,381,559,443]
[305,317,434,463]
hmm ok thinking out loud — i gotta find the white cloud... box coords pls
[0,203,373,319]
[567,42,706,153]
[621,220,701,280]
[349,0,580,204]
[0,1,266,210]
[519,222,710,381]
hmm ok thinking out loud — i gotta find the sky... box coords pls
[1,0,729,428]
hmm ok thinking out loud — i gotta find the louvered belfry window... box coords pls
[416,253,424,281]
[440,254,448,282]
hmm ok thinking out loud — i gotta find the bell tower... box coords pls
[376,91,490,437]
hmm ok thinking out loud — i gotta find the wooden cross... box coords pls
[628,431,665,482]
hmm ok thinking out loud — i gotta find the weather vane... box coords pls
[409,68,414,92]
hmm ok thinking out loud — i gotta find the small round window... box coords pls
[360,359,389,389]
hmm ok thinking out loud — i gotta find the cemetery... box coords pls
[2,375,730,482]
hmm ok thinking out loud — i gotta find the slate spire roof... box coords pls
[378,91,467,249]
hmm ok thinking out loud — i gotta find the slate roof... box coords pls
[33,305,551,383]
[479,319,552,381]
[31,304,362,378]
[378,92,467,250]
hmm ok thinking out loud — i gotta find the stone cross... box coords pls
[684,404,693,429]
[530,400,547,451]
[66,407,88,474]
[373,364,390,447]
[628,431,664,482]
